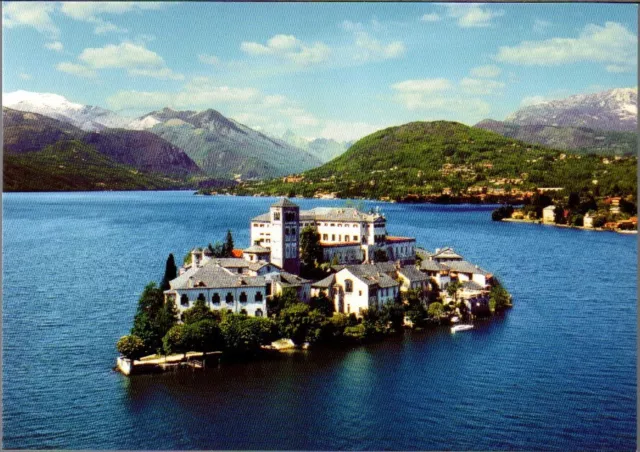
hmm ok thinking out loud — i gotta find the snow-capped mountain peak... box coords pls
[506,87,637,132]
[3,90,132,131]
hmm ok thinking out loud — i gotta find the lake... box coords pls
[2,191,636,450]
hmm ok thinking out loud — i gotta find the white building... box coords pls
[311,263,400,316]
[419,259,451,289]
[164,262,268,318]
[250,199,416,268]
[542,205,556,223]
[441,260,492,287]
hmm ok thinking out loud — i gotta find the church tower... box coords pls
[269,198,300,275]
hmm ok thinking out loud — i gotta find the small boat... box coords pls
[451,324,473,333]
[450,316,460,324]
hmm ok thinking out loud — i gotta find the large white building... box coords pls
[250,199,416,268]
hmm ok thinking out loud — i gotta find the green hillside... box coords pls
[4,140,189,192]
[227,121,637,201]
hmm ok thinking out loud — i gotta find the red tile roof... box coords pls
[231,249,244,258]
[386,236,416,243]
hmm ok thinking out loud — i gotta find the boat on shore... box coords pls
[451,324,474,333]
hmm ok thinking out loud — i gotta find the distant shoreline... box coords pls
[501,217,637,234]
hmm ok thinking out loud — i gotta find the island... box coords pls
[116,198,512,375]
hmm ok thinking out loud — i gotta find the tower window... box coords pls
[273,212,281,221]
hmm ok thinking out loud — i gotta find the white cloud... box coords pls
[60,2,163,34]
[391,77,491,122]
[459,78,505,95]
[2,2,59,37]
[79,42,164,69]
[198,54,220,65]
[421,13,441,23]
[45,41,64,52]
[19,73,33,80]
[319,120,381,142]
[353,31,405,61]
[520,95,547,107]
[56,62,97,78]
[445,4,504,28]
[241,34,331,66]
[470,64,501,78]
[392,78,452,93]
[495,22,637,73]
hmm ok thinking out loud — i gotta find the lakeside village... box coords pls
[491,188,638,234]
[116,198,512,375]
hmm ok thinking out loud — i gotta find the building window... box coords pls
[197,293,206,302]
[359,290,362,296]
[212,293,220,304]
[273,212,281,221]
[344,236,349,242]
[255,309,264,317]
[353,236,358,241]
[240,309,247,315]
[332,234,335,241]
[226,292,234,303]
[347,304,351,313]
[180,294,189,306]
[323,234,328,241]
[285,227,290,235]
[345,279,353,293]
[239,292,248,303]
[255,292,263,301]
[331,223,335,227]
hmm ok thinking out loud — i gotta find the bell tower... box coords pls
[269,198,300,275]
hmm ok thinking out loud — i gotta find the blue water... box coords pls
[2,191,636,450]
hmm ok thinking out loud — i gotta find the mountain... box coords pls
[505,88,637,132]
[4,140,187,192]
[279,129,351,163]
[3,91,132,131]
[82,129,202,177]
[133,108,323,179]
[3,107,85,153]
[474,119,637,156]
[3,107,202,188]
[227,121,636,201]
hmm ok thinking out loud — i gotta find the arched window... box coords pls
[197,293,206,302]
[180,294,189,306]
[226,292,234,303]
[212,293,220,304]
[255,309,264,317]
[239,292,248,303]
[240,309,247,315]
[255,292,263,302]
[344,279,353,293]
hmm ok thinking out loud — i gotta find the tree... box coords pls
[489,284,511,313]
[277,303,327,345]
[446,280,462,303]
[116,335,146,361]
[187,319,224,357]
[300,226,323,272]
[378,303,404,333]
[553,206,565,224]
[160,253,177,291]
[427,302,445,323]
[373,249,389,263]
[131,282,173,354]
[268,287,300,317]
[568,192,581,209]
[182,298,218,324]
[309,294,334,316]
[220,314,264,355]
[224,230,234,257]
[162,324,190,358]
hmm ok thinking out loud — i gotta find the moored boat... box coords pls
[451,324,473,333]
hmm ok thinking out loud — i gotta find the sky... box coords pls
[2,2,638,141]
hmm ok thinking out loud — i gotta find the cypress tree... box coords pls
[224,230,234,257]
[161,253,177,291]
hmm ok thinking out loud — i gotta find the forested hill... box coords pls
[226,121,637,202]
